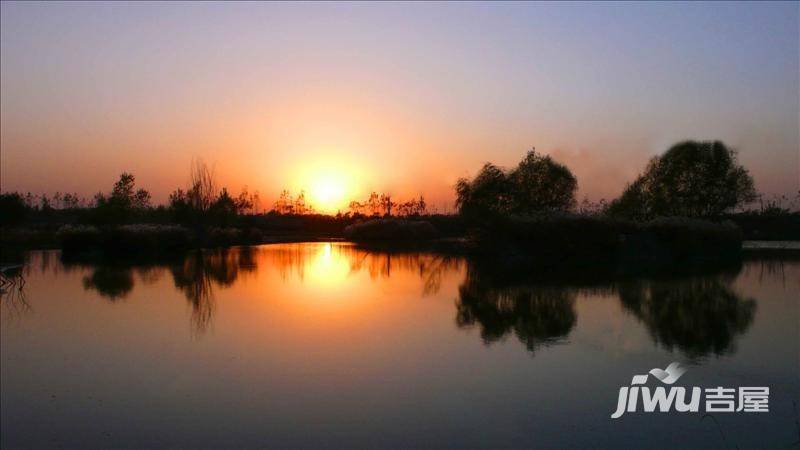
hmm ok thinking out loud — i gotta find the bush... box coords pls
[344,219,440,241]
[469,214,742,265]
[642,217,742,258]
[473,214,632,261]
[57,225,103,252]
[111,224,192,252]
[0,193,29,226]
[58,224,192,254]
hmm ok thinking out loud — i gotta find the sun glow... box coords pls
[291,158,364,213]
[310,173,346,211]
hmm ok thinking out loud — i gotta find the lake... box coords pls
[2,243,798,448]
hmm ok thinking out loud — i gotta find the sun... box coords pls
[310,174,346,210]
[289,155,365,213]
[292,162,362,213]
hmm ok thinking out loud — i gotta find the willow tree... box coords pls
[508,150,577,213]
[608,141,756,219]
[455,149,577,218]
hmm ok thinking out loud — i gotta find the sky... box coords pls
[1,1,798,212]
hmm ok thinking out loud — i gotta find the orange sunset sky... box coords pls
[1,2,798,213]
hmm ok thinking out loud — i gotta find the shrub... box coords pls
[473,214,631,261]
[469,214,742,265]
[642,217,742,258]
[0,193,29,226]
[57,225,103,252]
[111,224,192,252]
[57,224,193,254]
[344,219,440,241]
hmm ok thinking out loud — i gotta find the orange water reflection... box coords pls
[1,246,799,448]
[13,243,464,335]
[3,245,790,359]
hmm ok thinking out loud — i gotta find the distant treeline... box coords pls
[1,160,261,228]
[0,159,438,228]
[1,140,798,238]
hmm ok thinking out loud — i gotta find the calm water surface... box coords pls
[2,243,798,448]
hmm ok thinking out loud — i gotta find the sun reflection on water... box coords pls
[305,242,351,287]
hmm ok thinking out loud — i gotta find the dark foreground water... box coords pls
[2,243,798,449]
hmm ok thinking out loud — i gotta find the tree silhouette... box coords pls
[93,172,152,223]
[235,186,260,214]
[396,195,427,216]
[111,173,136,207]
[0,193,28,226]
[209,188,238,225]
[348,200,366,215]
[379,194,395,216]
[187,159,217,213]
[274,189,294,214]
[347,193,426,217]
[608,140,756,219]
[456,149,577,218]
[367,192,382,216]
[270,189,315,215]
[456,163,511,217]
[294,190,309,215]
[508,149,577,213]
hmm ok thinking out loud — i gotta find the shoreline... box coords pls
[3,218,800,265]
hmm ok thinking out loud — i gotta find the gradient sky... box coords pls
[2,1,798,212]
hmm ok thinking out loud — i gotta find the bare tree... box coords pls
[348,200,365,215]
[380,194,395,216]
[294,190,308,215]
[189,159,218,212]
[415,195,427,215]
[365,192,380,216]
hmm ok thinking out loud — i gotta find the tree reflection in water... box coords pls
[69,247,258,335]
[67,244,760,355]
[618,275,756,358]
[82,267,134,301]
[455,259,757,358]
[341,247,462,296]
[69,244,461,335]
[455,264,577,353]
[169,247,258,334]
